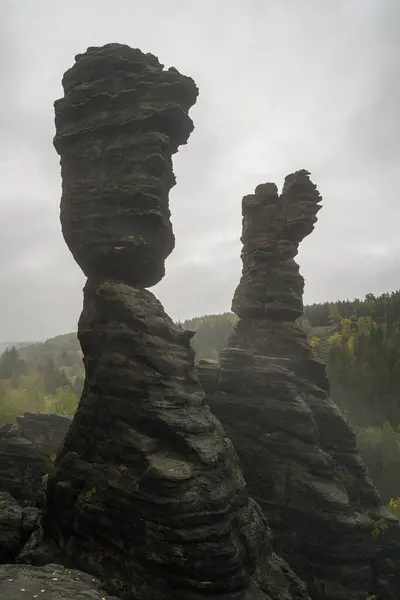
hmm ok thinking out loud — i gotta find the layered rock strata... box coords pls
[15,412,71,459]
[55,44,196,288]
[42,43,281,600]
[0,421,51,505]
[0,492,40,563]
[0,563,119,600]
[0,413,71,505]
[210,171,391,600]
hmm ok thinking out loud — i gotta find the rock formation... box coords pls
[0,413,71,505]
[15,412,71,460]
[0,492,40,562]
[210,171,396,599]
[0,563,119,600]
[40,43,288,600]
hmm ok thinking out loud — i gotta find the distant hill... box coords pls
[17,332,82,369]
[3,295,400,504]
[3,289,400,429]
[6,290,400,368]
[0,341,36,356]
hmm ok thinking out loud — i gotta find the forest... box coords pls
[1,289,400,504]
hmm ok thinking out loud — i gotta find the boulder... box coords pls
[15,412,71,459]
[54,42,198,288]
[0,492,40,562]
[0,563,120,600]
[0,413,71,505]
[0,423,49,504]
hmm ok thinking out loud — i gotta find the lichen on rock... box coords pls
[0,413,70,505]
[0,563,119,600]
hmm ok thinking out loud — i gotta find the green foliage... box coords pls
[179,307,400,506]
[388,497,400,518]
[305,290,400,328]
[323,316,400,427]
[0,347,81,425]
[302,291,400,428]
[0,346,28,379]
[84,487,97,501]
[3,293,400,508]
[356,423,400,503]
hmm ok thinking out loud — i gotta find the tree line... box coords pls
[0,345,82,423]
[2,290,400,502]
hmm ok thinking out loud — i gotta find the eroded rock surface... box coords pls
[41,43,299,600]
[0,422,50,505]
[210,171,395,599]
[0,413,71,505]
[0,492,40,563]
[15,412,71,459]
[55,43,198,288]
[196,359,219,398]
[0,563,119,600]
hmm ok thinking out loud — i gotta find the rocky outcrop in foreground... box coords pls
[39,43,304,600]
[0,564,119,600]
[0,492,40,562]
[210,172,398,600]
[0,413,70,505]
[15,412,71,459]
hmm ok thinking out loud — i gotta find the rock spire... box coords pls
[43,43,274,600]
[209,171,393,599]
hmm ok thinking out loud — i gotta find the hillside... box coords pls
[18,333,82,371]
[4,289,400,429]
[2,290,400,502]
[0,341,35,356]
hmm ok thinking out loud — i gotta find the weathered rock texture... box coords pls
[0,492,40,563]
[15,412,71,459]
[0,563,120,600]
[0,413,71,505]
[42,43,294,600]
[210,171,395,600]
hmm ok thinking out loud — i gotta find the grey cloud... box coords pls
[1,0,400,340]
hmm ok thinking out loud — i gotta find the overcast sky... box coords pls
[1,0,399,341]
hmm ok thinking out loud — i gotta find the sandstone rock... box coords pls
[0,492,40,562]
[55,42,198,288]
[0,563,120,600]
[211,171,392,599]
[0,413,71,505]
[42,43,301,600]
[45,282,267,598]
